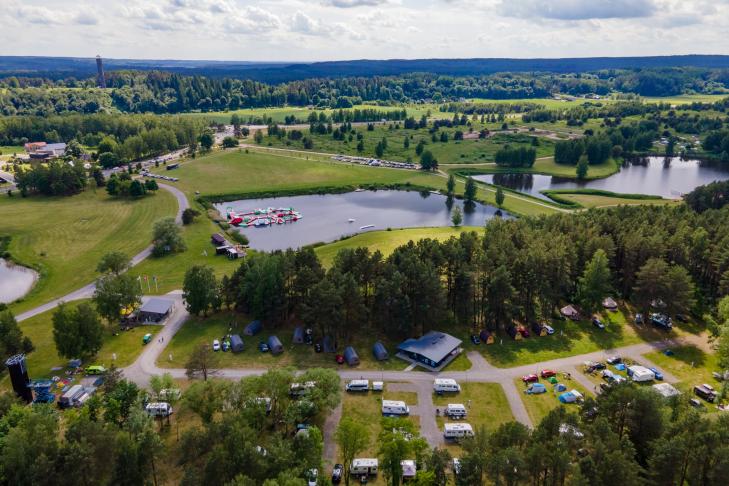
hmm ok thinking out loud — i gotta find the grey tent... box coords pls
[230,334,244,353]
[267,336,284,355]
[292,326,305,344]
[244,320,262,336]
[322,336,336,353]
[373,341,389,361]
[344,346,360,366]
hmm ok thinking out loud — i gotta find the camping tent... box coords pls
[267,336,284,355]
[244,320,262,336]
[344,346,360,366]
[292,326,305,344]
[558,390,584,404]
[530,322,547,337]
[560,305,580,320]
[479,330,495,344]
[602,297,618,311]
[653,382,680,398]
[525,383,547,394]
[506,325,522,341]
[373,341,389,361]
[322,336,336,353]
[229,334,244,353]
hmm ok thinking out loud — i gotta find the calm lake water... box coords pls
[0,259,37,304]
[216,190,508,251]
[474,157,729,201]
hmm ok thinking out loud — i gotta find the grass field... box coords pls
[549,193,680,209]
[432,382,514,432]
[180,104,410,124]
[314,227,482,267]
[1,188,177,313]
[515,377,592,424]
[159,310,410,371]
[641,94,729,105]
[1,300,159,388]
[453,157,620,180]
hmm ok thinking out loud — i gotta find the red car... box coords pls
[522,374,539,383]
[540,369,557,378]
[335,354,345,365]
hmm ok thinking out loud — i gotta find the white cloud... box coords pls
[74,11,99,25]
[322,0,390,7]
[499,0,656,20]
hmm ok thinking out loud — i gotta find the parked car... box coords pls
[635,313,644,325]
[649,367,664,380]
[540,369,557,378]
[522,374,539,383]
[212,339,221,352]
[470,334,481,345]
[307,468,318,486]
[314,343,322,353]
[544,325,555,335]
[585,361,606,373]
[85,365,106,375]
[332,464,343,484]
[335,354,345,365]
[606,356,622,365]
[592,317,605,330]
[258,341,270,353]
[142,333,153,345]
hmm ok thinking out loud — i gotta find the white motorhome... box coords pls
[290,381,316,397]
[445,403,467,419]
[382,400,410,416]
[351,458,379,476]
[433,378,461,393]
[444,423,474,440]
[145,402,173,417]
[346,379,370,392]
[628,365,656,382]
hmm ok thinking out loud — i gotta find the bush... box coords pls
[182,208,201,225]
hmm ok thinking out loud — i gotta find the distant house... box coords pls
[26,142,66,160]
[267,336,283,355]
[344,346,360,366]
[138,298,174,323]
[244,320,262,336]
[396,331,462,370]
[602,297,618,311]
[479,330,495,344]
[560,305,581,320]
[373,341,389,361]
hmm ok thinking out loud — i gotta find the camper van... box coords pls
[445,403,467,419]
[58,385,85,409]
[433,378,461,394]
[290,381,317,397]
[351,458,379,477]
[444,423,474,440]
[382,400,410,416]
[145,402,173,417]
[345,379,370,392]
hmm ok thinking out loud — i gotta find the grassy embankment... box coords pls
[0,188,177,314]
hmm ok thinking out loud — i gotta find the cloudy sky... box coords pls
[1,0,728,62]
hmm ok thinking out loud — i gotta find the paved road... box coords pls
[15,183,188,323]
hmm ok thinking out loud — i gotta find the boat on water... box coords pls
[360,224,375,230]
[348,218,355,223]
[354,188,365,192]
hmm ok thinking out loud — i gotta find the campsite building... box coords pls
[396,331,462,370]
[138,298,174,323]
[244,320,262,336]
[373,341,389,361]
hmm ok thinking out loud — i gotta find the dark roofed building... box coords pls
[138,298,174,323]
[396,331,462,370]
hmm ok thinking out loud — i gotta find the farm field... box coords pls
[180,104,409,124]
[159,311,410,371]
[515,377,593,425]
[314,226,482,267]
[0,188,177,313]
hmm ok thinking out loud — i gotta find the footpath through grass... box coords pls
[1,188,177,313]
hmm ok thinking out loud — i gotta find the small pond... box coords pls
[216,190,509,251]
[473,157,729,201]
[0,259,37,304]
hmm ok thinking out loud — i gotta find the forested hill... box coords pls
[4,54,729,82]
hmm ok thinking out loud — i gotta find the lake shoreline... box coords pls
[0,258,39,305]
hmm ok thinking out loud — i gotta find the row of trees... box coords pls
[554,135,614,166]
[14,161,86,196]
[494,146,536,168]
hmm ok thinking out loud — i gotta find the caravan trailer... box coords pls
[433,378,461,394]
[445,403,467,419]
[145,402,173,417]
[351,458,379,477]
[444,423,474,440]
[382,400,410,416]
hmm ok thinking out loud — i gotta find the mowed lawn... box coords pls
[1,300,159,387]
[315,227,482,267]
[159,310,409,371]
[548,193,680,209]
[433,383,514,432]
[644,344,723,403]
[515,377,593,425]
[1,189,177,313]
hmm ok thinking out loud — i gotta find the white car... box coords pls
[544,325,555,335]
[212,339,221,352]
[307,468,318,486]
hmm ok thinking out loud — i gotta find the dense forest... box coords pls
[2,67,729,116]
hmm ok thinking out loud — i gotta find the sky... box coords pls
[1,0,728,62]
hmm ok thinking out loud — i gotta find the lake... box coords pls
[474,157,729,201]
[0,259,37,304]
[216,190,508,251]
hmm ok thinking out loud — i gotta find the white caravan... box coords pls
[382,400,410,416]
[444,423,474,440]
[433,378,461,393]
[351,458,379,476]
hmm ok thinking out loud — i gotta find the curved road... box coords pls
[15,183,189,322]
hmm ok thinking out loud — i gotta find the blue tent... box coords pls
[244,320,262,336]
[267,336,283,355]
[292,326,305,344]
[343,346,360,366]
[373,341,389,361]
[322,336,336,353]
[555,383,567,392]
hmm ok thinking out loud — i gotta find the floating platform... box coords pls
[226,207,303,228]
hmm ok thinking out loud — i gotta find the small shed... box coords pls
[344,346,360,366]
[322,335,336,353]
[373,341,389,361]
[292,326,305,344]
[267,336,283,355]
[560,305,580,320]
[479,330,494,344]
[138,298,174,323]
[602,297,618,311]
[506,325,522,341]
[530,322,547,337]
[244,320,262,336]
[211,233,226,246]
[229,334,244,353]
